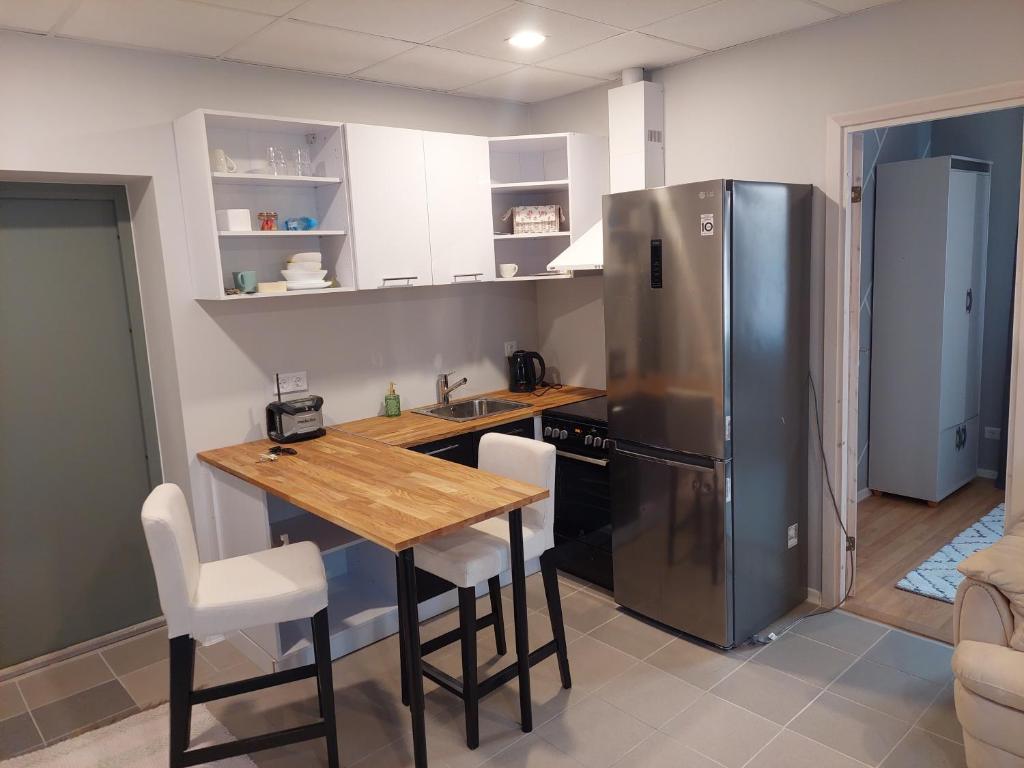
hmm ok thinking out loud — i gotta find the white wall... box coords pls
[528,0,1024,589]
[0,32,533,558]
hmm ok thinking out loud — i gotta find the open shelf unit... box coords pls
[488,133,606,278]
[174,109,354,300]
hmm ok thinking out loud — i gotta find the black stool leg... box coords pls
[396,559,410,707]
[397,549,429,768]
[312,609,340,768]
[458,587,480,749]
[508,509,533,732]
[487,576,507,656]
[540,550,572,689]
[168,635,194,767]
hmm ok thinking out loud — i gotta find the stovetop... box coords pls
[543,396,608,426]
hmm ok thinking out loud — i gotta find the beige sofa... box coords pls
[954,531,1024,767]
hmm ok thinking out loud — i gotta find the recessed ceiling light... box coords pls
[508,30,546,49]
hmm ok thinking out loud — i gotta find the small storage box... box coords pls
[502,205,565,235]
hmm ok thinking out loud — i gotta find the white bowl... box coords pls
[285,261,323,271]
[282,269,327,281]
[289,251,323,263]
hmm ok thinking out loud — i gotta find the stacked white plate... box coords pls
[282,251,330,290]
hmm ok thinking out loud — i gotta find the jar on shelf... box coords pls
[257,211,278,231]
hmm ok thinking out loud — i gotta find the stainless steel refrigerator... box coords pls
[603,180,811,648]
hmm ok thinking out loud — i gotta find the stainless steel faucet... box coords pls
[437,370,468,405]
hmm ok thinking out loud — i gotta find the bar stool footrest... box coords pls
[190,663,318,704]
[420,640,558,703]
[176,721,327,767]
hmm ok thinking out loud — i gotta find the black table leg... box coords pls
[396,558,410,707]
[396,549,428,768]
[508,508,532,732]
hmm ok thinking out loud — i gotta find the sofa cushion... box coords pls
[954,640,1024,712]
[959,534,1024,652]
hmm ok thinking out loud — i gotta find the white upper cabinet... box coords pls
[423,132,495,284]
[345,124,433,289]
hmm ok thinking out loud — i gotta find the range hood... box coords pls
[547,70,665,273]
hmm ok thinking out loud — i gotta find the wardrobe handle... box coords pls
[966,288,973,314]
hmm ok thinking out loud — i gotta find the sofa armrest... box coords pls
[955,577,1015,647]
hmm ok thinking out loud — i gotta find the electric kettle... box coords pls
[508,350,546,393]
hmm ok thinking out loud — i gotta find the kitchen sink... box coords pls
[412,398,528,422]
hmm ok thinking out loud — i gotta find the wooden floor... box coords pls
[844,478,1004,644]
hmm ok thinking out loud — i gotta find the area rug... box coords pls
[896,503,1005,603]
[1,703,255,767]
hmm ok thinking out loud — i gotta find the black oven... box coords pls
[542,397,612,591]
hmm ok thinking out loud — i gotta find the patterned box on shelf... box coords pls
[502,205,565,235]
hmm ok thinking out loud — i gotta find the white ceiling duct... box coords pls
[547,72,664,272]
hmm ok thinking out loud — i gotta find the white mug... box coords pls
[499,263,519,279]
[210,148,237,173]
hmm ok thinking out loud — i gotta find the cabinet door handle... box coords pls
[424,443,460,456]
[966,288,973,314]
[452,273,483,283]
[382,276,418,287]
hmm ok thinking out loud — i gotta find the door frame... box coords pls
[822,81,1024,606]
[0,183,161,488]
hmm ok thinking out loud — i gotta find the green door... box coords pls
[0,186,161,668]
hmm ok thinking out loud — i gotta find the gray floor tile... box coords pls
[550,590,621,634]
[748,729,868,768]
[597,661,702,729]
[101,629,169,676]
[880,728,966,768]
[0,713,43,760]
[118,658,170,710]
[711,660,821,725]
[0,681,26,721]
[538,696,654,768]
[487,733,586,768]
[793,611,890,655]
[17,652,114,709]
[647,637,744,690]
[917,684,962,744]
[485,634,637,726]
[864,632,953,685]
[829,659,943,723]
[751,634,857,688]
[197,637,248,670]
[612,732,725,768]
[31,679,137,742]
[661,693,780,768]
[589,612,676,660]
[789,691,910,766]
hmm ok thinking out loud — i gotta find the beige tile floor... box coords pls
[0,574,965,768]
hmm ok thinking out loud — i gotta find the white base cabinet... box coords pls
[868,155,991,503]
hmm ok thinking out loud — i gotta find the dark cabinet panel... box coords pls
[410,433,476,466]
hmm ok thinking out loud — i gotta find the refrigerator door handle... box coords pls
[615,447,716,473]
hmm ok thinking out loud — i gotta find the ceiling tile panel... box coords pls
[226,19,414,75]
[524,0,716,30]
[292,0,514,44]
[641,0,836,51]
[0,0,76,33]
[432,4,619,64]
[540,31,702,78]
[456,66,606,102]
[813,0,896,13]
[355,46,519,91]
[59,0,273,56]
[191,0,305,16]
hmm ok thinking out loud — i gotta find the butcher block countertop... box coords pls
[334,386,605,447]
[197,431,549,552]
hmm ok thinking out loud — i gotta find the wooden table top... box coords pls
[198,431,550,552]
[334,386,605,447]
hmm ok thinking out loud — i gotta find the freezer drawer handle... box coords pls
[966,288,973,314]
[615,447,715,472]
[425,443,461,456]
[556,450,609,467]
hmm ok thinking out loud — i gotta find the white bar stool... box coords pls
[407,433,572,749]
[140,483,340,768]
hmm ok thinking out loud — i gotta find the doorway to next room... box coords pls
[845,106,1024,643]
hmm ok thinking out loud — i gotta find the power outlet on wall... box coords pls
[273,371,308,396]
[984,426,1002,441]
[504,341,518,357]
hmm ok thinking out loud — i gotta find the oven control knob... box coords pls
[584,435,593,446]
[543,426,553,437]
[559,429,568,440]
[597,438,607,449]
